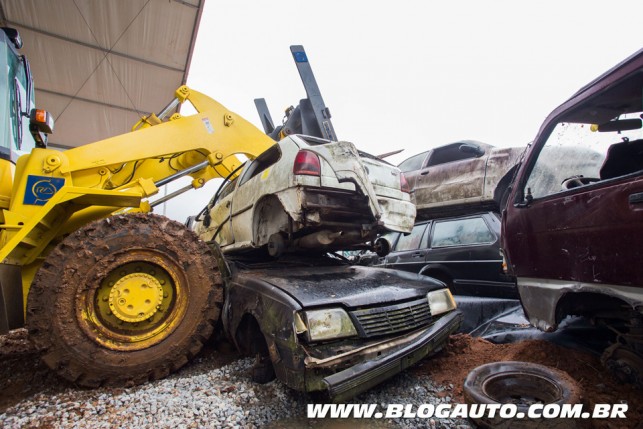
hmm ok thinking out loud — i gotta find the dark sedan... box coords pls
[218,253,463,402]
[373,212,517,299]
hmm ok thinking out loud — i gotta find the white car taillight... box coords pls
[293,150,321,176]
[400,172,410,193]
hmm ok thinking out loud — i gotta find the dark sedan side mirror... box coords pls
[374,237,392,257]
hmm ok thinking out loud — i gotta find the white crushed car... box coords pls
[193,135,415,256]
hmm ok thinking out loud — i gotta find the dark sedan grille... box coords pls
[351,297,433,338]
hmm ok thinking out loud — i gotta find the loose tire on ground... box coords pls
[27,213,223,387]
[463,361,583,429]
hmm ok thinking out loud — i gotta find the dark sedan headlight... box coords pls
[427,289,457,316]
[299,308,358,341]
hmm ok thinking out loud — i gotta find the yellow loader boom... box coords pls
[2,85,273,273]
[0,86,274,266]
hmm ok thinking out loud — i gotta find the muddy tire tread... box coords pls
[27,213,223,387]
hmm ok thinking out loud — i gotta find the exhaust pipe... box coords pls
[296,230,343,248]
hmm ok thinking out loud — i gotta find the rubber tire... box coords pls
[26,213,223,387]
[463,361,583,429]
[251,353,276,384]
[267,233,285,258]
[601,343,643,388]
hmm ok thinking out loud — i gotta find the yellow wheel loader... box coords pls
[0,27,274,386]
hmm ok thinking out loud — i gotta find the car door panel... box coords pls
[384,223,429,273]
[230,144,285,246]
[508,175,643,285]
[423,215,508,294]
[415,157,488,208]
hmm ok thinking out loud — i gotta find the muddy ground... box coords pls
[2,329,642,428]
[413,334,643,429]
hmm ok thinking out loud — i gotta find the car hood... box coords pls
[240,264,444,308]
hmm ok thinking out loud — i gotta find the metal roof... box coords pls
[0,0,204,148]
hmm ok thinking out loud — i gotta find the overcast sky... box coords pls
[162,0,643,222]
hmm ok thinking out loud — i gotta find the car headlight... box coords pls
[303,308,357,341]
[427,289,457,316]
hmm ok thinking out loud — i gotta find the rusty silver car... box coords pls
[398,141,524,217]
[194,135,415,256]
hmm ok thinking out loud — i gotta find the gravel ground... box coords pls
[0,330,472,429]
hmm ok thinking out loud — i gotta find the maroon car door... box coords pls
[508,170,643,286]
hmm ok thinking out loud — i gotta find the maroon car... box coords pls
[501,49,643,383]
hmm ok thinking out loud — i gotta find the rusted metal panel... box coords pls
[410,144,525,214]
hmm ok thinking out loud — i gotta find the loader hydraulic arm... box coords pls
[1,85,275,268]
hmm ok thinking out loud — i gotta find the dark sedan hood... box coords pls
[240,264,444,308]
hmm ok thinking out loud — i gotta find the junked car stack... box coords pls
[194,134,415,257]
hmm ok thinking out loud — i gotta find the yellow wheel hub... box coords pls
[88,260,185,351]
[108,273,164,323]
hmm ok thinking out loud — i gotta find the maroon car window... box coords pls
[431,217,494,247]
[524,111,643,199]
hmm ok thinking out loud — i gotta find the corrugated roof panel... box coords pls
[39,91,138,148]
[110,1,198,69]
[0,0,203,147]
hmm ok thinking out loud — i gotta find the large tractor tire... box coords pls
[26,213,223,387]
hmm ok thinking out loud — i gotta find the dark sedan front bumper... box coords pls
[322,309,463,402]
